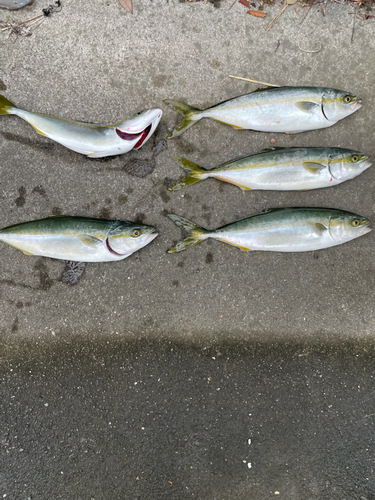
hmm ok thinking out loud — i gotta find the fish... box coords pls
[167,208,371,253]
[0,0,32,9]
[0,216,158,262]
[163,87,362,138]
[0,95,162,158]
[169,147,372,191]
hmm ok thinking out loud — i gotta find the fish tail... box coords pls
[0,95,16,115]
[163,99,202,139]
[167,214,209,253]
[169,154,208,190]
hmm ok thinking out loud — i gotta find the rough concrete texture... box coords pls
[0,0,375,342]
[1,0,375,498]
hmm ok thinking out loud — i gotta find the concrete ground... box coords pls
[0,0,375,498]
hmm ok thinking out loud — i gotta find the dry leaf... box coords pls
[119,0,133,14]
[286,0,297,5]
[247,9,266,16]
[239,0,251,8]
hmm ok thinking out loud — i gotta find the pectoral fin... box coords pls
[302,162,326,174]
[314,223,328,236]
[295,101,319,113]
[77,235,103,248]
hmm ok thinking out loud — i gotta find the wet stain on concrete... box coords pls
[0,132,55,154]
[205,252,213,264]
[98,207,112,219]
[174,138,195,155]
[134,212,146,224]
[172,279,179,287]
[177,260,185,268]
[118,194,128,205]
[52,207,62,215]
[159,188,170,203]
[11,316,18,333]
[14,187,26,207]
[152,139,168,156]
[122,158,156,177]
[34,259,54,291]
[32,185,49,201]
[0,79,7,90]
[163,177,175,190]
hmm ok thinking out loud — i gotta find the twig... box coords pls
[275,39,280,52]
[1,13,44,31]
[294,7,300,14]
[351,5,358,43]
[229,0,237,9]
[300,1,313,24]
[266,0,287,31]
[294,36,322,52]
[229,75,280,87]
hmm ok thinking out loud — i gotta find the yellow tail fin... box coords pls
[169,154,208,190]
[163,99,202,139]
[0,95,15,115]
[167,214,208,253]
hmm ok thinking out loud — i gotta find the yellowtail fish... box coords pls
[169,147,372,191]
[167,209,371,253]
[163,87,362,138]
[0,216,158,262]
[0,95,162,158]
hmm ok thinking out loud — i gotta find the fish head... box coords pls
[322,90,362,122]
[329,150,372,181]
[106,221,158,258]
[328,211,371,243]
[115,108,163,150]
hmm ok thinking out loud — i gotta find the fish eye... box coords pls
[344,95,352,103]
[351,219,360,227]
[351,155,359,162]
[132,229,141,237]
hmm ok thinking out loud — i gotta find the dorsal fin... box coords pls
[251,86,278,93]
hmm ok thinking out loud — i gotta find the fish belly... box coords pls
[206,102,330,132]
[215,224,335,252]
[216,165,332,190]
[14,110,126,156]
[0,233,118,262]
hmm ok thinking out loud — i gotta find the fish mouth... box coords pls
[116,109,162,150]
[351,99,362,111]
[147,229,159,241]
[360,221,372,235]
[116,123,152,149]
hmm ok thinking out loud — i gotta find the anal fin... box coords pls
[6,242,34,255]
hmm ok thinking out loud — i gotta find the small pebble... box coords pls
[271,138,276,144]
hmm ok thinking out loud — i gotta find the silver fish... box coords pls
[0,216,158,262]
[169,148,372,191]
[164,87,362,138]
[167,208,371,253]
[0,95,162,158]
